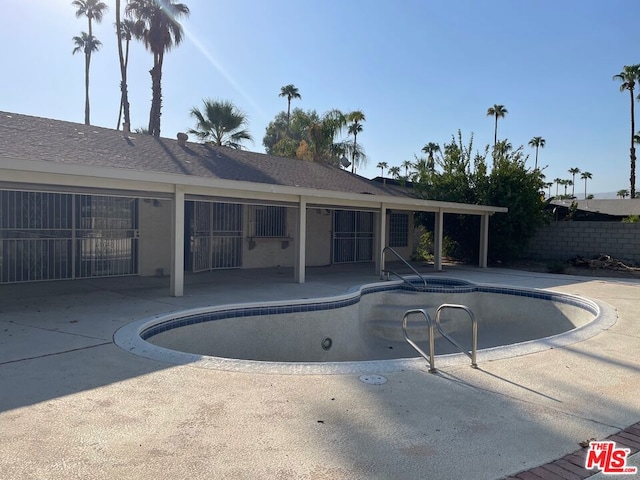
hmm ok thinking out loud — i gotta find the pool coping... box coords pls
[113,278,618,375]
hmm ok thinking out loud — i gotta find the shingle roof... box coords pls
[0,111,408,197]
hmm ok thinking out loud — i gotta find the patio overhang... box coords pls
[0,159,507,296]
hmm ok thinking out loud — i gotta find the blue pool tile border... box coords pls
[140,279,599,341]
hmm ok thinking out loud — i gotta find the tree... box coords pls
[618,189,629,199]
[554,177,562,196]
[562,179,572,196]
[421,142,440,172]
[388,166,401,178]
[279,84,301,127]
[188,99,252,149]
[413,131,545,262]
[347,110,366,173]
[402,159,413,177]
[568,167,580,196]
[72,0,107,125]
[486,104,508,147]
[528,136,545,170]
[116,14,136,130]
[545,182,553,198]
[72,32,102,126]
[377,161,388,177]
[126,0,190,137]
[580,171,592,199]
[613,64,640,199]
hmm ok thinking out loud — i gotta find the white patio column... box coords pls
[434,209,443,271]
[376,203,387,277]
[170,185,185,297]
[294,196,307,283]
[479,213,489,268]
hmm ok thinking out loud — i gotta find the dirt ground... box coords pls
[499,257,640,279]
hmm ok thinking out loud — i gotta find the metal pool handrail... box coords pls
[402,304,478,372]
[381,246,427,289]
[435,304,478,368]
[402,309,436,373]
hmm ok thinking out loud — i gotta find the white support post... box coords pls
[294,196,307,283]
[479,213,489,268]
[377,204,387,277]
[170,185,185,297]
[434,209,443,271]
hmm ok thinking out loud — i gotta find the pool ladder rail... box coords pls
[380,246,427,290]
[402,304,478,373]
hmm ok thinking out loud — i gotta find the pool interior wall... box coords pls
[140,278,600,364]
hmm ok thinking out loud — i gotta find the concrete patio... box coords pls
[1,264,639,479]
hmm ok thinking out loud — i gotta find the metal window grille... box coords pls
[190,201,242,272]
[389,213,409,247]
[332,210,374,263]
[251,206,286,237]
[0,190,138,283]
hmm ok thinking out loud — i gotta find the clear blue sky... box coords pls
[2,0,639,196]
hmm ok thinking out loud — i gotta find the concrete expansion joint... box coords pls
[0,342,111,366]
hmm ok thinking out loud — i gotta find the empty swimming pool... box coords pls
[114,277,616,374]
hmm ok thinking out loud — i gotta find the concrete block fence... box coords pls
[526,221,640,265]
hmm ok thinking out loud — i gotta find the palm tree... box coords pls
[421,142,440,172]
[580,171,592,199]
[401,160,413,177]
[545,182,553,198]
[568,167,580,196]
[188,99,253,149]
[618,189,629,199]
[388,166,401,179]
[116,14,137,130]
[563,180,572,196]
[72,0,108,125]
[279,84,301,127]
[486,104,508,146]
[614,65,640,199]
[554,177,562,196]
[72,32,102,126]
[377,161,388,177]
[528,136,545,170]
[347,110,366,173]
[126,0,190,137]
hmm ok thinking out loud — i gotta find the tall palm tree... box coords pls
[580,171,592,199]
[116,14,137,130]
[72,0,108,125]
[72,32,102,126]
[279,84,301,127]
[401,160,413,177]
[421,142,440,172]
[614,65,640,199]
[563,180,572,196]
[545,182,553,198]
[377,161,388,177]
[388,166,401,179]
[554,177,562,196]
[126,0,190,137]
[568,167,580,196]
[347,110,366,173]
[188,99,253,149]
[486,104,508,146]
[304,109,347,163]
[528,136,545,170]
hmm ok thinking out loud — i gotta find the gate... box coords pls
[332,210,374,263]
[190,201,242,272]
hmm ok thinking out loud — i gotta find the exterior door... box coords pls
[332,210,374,263]
[190,201,242,272]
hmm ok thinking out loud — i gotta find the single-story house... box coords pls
[0,111,506,296]
[550,199,640,221]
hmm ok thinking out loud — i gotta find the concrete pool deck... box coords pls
[0,264,639,479]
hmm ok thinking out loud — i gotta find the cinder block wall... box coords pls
[526,222,640,265]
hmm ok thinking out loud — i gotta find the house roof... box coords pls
[551,199,640,217]
[0,111,407,198]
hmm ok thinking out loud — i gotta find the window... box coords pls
[252,206,286,237]
[389,213,409,247]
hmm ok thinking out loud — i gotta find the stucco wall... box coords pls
[305,208,332,266]
[242,206,296,268]
[526,221,640,265]
[138,199,172,276]
[386,212,414,260]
